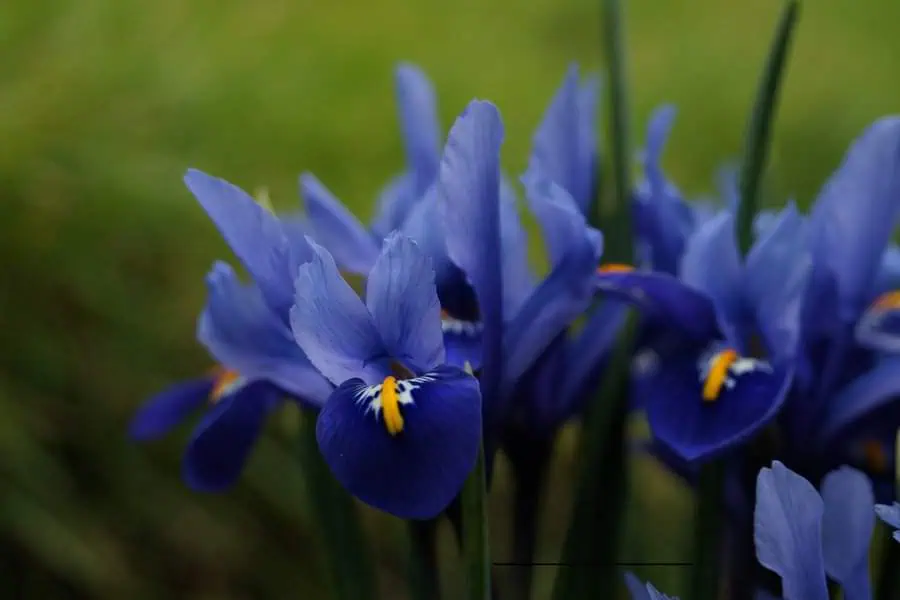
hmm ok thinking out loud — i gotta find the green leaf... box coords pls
[690,460,727,600]
[407,519,441,600]
[735,0,801,256]
[462,437,491,600]
[296,407,377,600]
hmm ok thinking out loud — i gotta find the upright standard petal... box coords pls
[182,381,280,492]
[395,62,442,196]
[754,462,829,600]
[299,173,380,275]
[744,203,811,363]
[499,179,535,318]
[184,169,300,313]
[370,174,417,240]
[594,269,720,341]
[290,240,385,386]
[198,261,333,406]
[436,101,505,404]
[529,65,593,211]
[366,233,445,373]
[643,342,791,461]
[577,75,601,208]
[315,365,482,519]
[821,467,874,600]
[129,378,213,441]
[522,171,589,268]
[808,117,900,323]
[678,212,744,346]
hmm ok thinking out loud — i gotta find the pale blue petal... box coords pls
[808,117,900,323]
[436,101,505,402]
[370,173,418,239]
[754,461,829,600]
[299,173,380,275]
[499,178,536,317]
[184,169,301,314]
[289,239,385,386]
[871,244,900,299]
[197,261,332,406]
[821,466,874,600]
[522,171,589,268]
[395,63,442,196]
[744,203,811,363]
[366,233,445,373]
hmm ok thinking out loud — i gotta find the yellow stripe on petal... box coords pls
[873,290,900,311]
[701,349,739,402]
[863,439,888,474]
[210,369,241,404]
[597,263,634,274]
[381,376,405,436]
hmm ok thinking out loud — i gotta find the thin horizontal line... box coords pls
[490,563,693,568]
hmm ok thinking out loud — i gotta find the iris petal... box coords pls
[623,573,677,600]
[530,65,592,211]
[290,239,385,386]
[441,317,483,370]
[875,502,900,534]
[366,233,445,372]
[855,291,900,352]
[370,174,417,240]
[594,270,719,341]
[299,173,380,276]
[744,203,811,364]
[315,365,482,519]
[754,461,830,600]
[198,261,332,406]
[577,75,601,211]
[808,117,900,323]
[522,171,595,268]
[642,343,791,461]
[182,381,279,492]
[436,101,505,402]
[818,356,900,444]
[395,62,442,196]
[821,467,874,600]
[499,179,535,318]
[129,377,212,440]
[184,169,302,314]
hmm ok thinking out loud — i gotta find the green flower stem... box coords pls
[407,519,441,600]
[691,460,727,600]
[462,438,491,600]
[296,409,376,600]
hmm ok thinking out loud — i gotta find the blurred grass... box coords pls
[2,0,900,597]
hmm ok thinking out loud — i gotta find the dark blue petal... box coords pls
[499,178,535,318]
[290,239,385,386]
[366,233,445,373]
[855,290,900,352]
[594,270,719,341]
[441,317,483,370]
[808,117,900,324]
[559,300,628,414]
[435,101,505,404]
[679,212,744,345]
[503,205,601,391]
[184,169,303,314]
[395,63,441,197]
[129,378,212,440]
[315,365,482,519]
[530,65,593,212]
[299,173,380,276]
[643,343,791,461]
[817,356,900,447]
[821,467,874,600]
[754,461,830,600]
[370,174,418,240]
[183,381,280,492]
[197,261,332,406]
[744,203,811,364]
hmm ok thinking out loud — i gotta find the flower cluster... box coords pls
[128,60,900,597]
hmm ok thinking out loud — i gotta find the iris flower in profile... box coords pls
[593,203,807,462]
[754,462,876,600]
[129,261,331,491]
[289,233,482,520]
[130,167,334,491]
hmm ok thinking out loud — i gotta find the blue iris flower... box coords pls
[769,118,900,502]
[594,202,808,462]
[289,232,482,520]
[755,461,876,600]
[875,501,900,543]
[297,63,499,371]
[130,206,332,490]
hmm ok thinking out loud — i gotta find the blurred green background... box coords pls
[3,0,899,598]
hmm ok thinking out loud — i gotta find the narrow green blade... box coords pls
[462,438,491,600]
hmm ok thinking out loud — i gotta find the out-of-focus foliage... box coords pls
[2,0,900,597]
